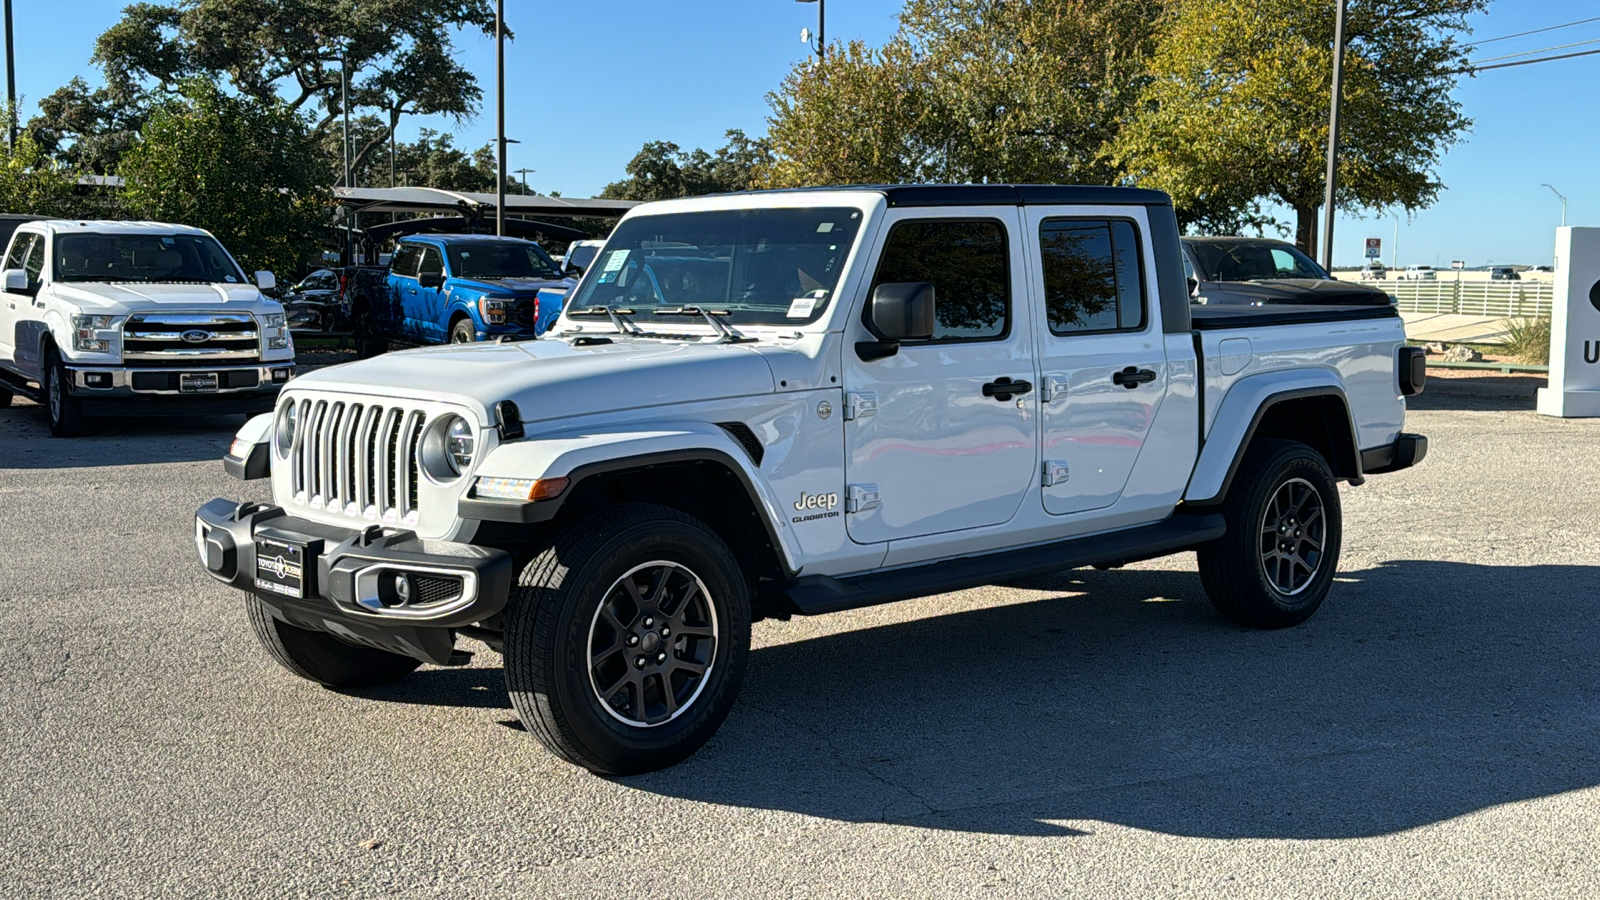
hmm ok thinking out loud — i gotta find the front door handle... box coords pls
[1112,367,1156,389]
[982,377,1032,401]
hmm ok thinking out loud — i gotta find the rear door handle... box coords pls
[982,377,1032,401]
[1112,367,1156,388]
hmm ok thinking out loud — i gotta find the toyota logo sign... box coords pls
[180,330,212,344]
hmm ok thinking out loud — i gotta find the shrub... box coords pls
[1502,316,1552,365]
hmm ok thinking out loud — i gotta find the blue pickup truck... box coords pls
[346,234,573,355]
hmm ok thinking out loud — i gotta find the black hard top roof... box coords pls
[726,184,1172,208]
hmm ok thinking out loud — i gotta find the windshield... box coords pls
[565,207,863,326]
[54,233,247,284]
[445,241,562,280]
[1187,240,1330,282]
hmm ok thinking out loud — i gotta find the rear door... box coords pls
[380,244,422,335]
[1024,208,1169,516]
[842,209,1039,544]
[0,231,35,366]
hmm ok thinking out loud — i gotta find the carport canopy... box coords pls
[333,186,638,218]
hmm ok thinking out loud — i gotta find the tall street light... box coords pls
[798,0,825,61]
[1542,183,1568,228]
[4,0,15,151]
[496,0,507,236]
[1319,0,1349,270]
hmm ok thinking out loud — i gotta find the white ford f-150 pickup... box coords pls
[0,220,294,435]
[195,185,1428,774]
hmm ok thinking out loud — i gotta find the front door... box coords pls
[1024,208,1169,516]
[413,246,448,342]
[843,209,1038,545]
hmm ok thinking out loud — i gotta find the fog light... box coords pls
[394,573,412,604]
[271,368,292,384]
[83,372,112,388]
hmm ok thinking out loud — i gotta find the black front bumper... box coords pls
[195,498,513,663]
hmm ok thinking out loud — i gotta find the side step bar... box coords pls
[0,367,42,403]
[777,513,1226,616]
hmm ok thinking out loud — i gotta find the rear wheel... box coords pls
[1197,439,1342,629]
[352,303,384,358]
[43,347,90,437]
[245,594,421,687]
[449,319,477,344]
[503,503,751,775]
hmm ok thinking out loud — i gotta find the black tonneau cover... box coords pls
[1190,303,1400,331]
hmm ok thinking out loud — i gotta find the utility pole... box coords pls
[341,47,353,263]
[3,0,14,152]
[798,0,825,61]
[1319,0,1348,270]
[514,167,533,194]
[495,0,506,236]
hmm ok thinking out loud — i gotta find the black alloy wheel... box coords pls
[587,561,719,728]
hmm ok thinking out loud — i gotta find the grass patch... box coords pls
[1502,317,1552,365]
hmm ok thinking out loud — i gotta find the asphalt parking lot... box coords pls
[2,376,1597,899]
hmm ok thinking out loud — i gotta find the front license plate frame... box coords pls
[180,372,220,393]
[254,536,309,598]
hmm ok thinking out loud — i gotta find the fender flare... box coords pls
[1185,370,1359,505]
[458,423,801,573]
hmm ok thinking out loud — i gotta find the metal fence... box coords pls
[1374,280,1554,318]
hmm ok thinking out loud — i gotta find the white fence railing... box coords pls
[1375,281,1553,318]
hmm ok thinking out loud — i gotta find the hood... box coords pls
[49,281,275,315]
[1197,278,1391,307]
[287,336,777,424]
[449,276,576,296]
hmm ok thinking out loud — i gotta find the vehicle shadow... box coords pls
[0,399,243,468]
[1408,374,1543,412]
[606,560,1600,839]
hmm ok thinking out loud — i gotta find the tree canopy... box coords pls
[119,80,330,276]
[1114,0,1484,249]
[600,130,772,201]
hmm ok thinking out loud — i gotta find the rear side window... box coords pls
[1039,219,1146,334]
[5,233,35,270]
[418,246,444,277]
[390,244,422,277]
[869,219,1009,341]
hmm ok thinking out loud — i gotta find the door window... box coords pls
[868,219,1009,341]
[1039,219,1145,334]
[417,246,445,278]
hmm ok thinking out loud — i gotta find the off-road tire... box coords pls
[503,503,751,775]
[43,346,91,437]
[245,594,421,687]
[449,319,477,344]
[1197,439,1342,629]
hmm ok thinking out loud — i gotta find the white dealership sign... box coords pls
[1537,227,1600,417]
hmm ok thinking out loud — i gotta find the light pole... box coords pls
[514,167,533,194]
[798,0,825,61]
[1392,214,1398,270]
[495,0,506,236]
[1319,0,1349,269]
[1542,183,1568,227]
[4,0,15,152]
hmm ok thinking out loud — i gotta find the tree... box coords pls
[28,0,497,181]
[1114,0,1484,250]
[600,130,774,201]
[336,123,525,193]
[0,134,82,216]
[120,80,330,276]
[763,0,1167,188]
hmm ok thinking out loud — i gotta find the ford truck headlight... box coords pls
[259,312,290,350]
[421,414,475,479]
[274,401,297,457]
[72,315,115,352]
[478,296,513,325]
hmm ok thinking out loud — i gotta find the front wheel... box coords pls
[1197,439,1342,629]
[43,347,90,437]
[503,503,751,775]
[449,319,477,344]
[245,594,421,687]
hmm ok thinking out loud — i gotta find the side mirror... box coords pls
[857,282,935,361]
[3,268,27,293]
[564,263,584,277]
[254,271,276,292]
[418,271,446,289]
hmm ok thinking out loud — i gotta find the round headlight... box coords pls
[274,401,297,457]
[446,417,475,471]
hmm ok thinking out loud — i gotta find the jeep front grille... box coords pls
[123,313,260,364]
[290,398,427,524]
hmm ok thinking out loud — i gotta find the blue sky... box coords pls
[8,0,1598,266]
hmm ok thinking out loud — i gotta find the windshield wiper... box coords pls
[652,306,755,343]
[567,305,641,335]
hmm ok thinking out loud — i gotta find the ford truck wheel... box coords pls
[503,503,751,775]
[245,594,421,687]
[1197,439,1342,629]
[449,319,476,343]
[44,347,90,437]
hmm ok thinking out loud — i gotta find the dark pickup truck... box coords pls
[1182,236,1392,307]
[345,234,573,355]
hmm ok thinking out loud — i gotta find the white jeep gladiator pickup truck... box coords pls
[0,220,294,436]
[195,185,1428,774]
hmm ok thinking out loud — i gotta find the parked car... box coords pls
[1359,262,1387,281]
[280,268,347,332]
[198,184,1428,774]
[1402,265,1437,281]
[344,234,573,355]
[0,220,292,436]
[1489,267,1521,281]
[1181,236,1391,306]
[1529,265,1554,273]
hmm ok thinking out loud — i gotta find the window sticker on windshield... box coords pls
[596,249,629,284]
[817,222,834,233]
[787,289,828,318]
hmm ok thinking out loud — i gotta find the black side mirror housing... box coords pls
[418,271,445,289]
[857,282,935,361]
